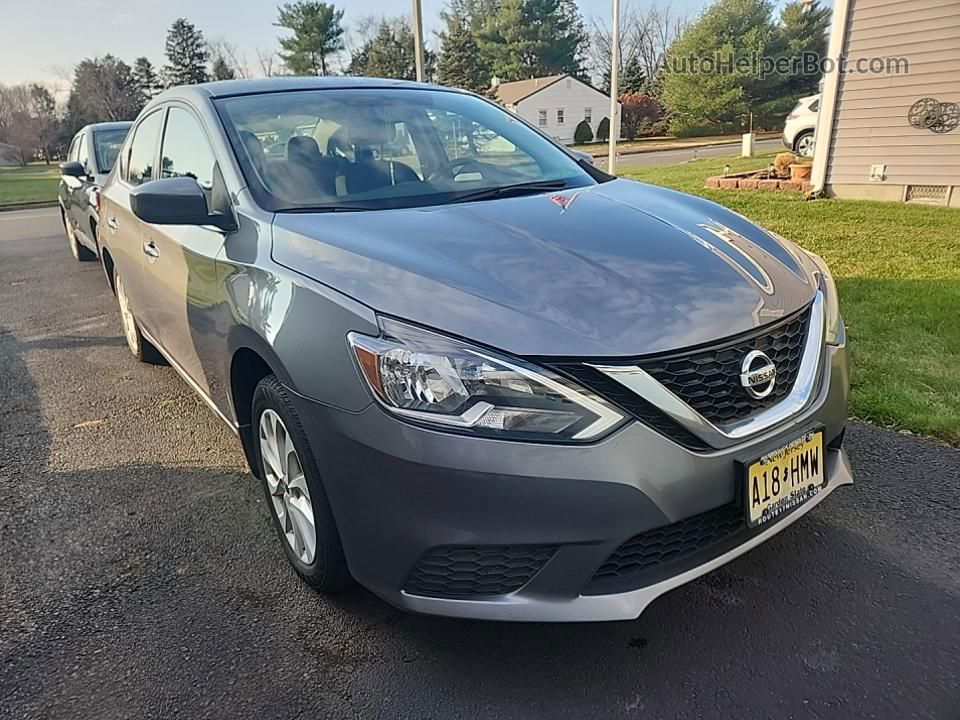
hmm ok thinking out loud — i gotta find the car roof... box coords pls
[154,76,451,104]
[81,121,133,133]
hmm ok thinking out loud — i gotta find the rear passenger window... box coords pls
[67,136,80,163]
[126,111,164,186]
[77,134,90,173]
[160,107,216,191]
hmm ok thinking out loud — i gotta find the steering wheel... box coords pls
[427,158,486,182]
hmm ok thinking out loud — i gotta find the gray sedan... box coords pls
[58,121,131,260]
[97,77,851,622]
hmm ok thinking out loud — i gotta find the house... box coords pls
[812,0,960,206]
[493,74,619,145]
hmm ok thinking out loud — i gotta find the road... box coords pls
[1,207,958,720]
[594,137,783,171]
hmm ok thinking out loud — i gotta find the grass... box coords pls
[0,164,60,207]
[621,152,960,445]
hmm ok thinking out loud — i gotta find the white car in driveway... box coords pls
[782,94,820,156]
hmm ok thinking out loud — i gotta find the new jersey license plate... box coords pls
[745,430,824,528]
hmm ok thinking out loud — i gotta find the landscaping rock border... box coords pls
[706,176,811,193]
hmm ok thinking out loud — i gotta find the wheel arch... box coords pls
[228,329,299,478]
[100,246,116,293]
[793,129,815,152]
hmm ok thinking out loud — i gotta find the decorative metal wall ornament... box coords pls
[908,98,960,134]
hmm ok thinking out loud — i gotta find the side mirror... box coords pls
[59,161,85,177]
[130,176,236,232]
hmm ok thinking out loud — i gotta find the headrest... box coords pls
[239,130,266,174]
[347,117,389,146]
[287,135,321,162]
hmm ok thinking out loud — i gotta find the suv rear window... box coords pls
[93,129,129,173]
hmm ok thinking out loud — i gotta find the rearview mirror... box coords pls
[130,176,236,232]
[59,161,85,177]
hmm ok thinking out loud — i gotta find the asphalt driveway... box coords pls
[1,208,958,719]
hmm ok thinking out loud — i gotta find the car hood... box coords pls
[271,179,817,357]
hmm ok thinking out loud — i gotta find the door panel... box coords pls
[145,105,226,393]
[106,110,165,329]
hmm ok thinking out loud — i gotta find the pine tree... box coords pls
[163,18,210,87]
[775,0,831,97]
[437,17,490,93]
[347,19,435,81]
[596,116,610,141]
[211,56,236,81]
[480,0,588,81]
[275,1,345,76]
[132,57,160,100]
[661,0,778,135]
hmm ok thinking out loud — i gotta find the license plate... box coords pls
[745,430,824,528]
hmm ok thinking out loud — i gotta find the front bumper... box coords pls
[291,342,851,622]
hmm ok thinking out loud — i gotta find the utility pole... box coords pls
[607,0,621,173]
[413,0,425,82]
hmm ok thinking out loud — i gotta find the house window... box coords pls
[557,109,565,125]
[538,110,547,127]
[584,107,592,124]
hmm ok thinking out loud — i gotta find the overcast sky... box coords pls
[0,0,709,90]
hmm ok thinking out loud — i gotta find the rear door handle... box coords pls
[106,216,119,232]
[142,240,160,260]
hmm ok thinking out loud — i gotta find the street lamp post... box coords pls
[413,0,426,82]
[607,0,621,173]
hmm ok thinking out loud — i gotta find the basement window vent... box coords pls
[905,184,948,205]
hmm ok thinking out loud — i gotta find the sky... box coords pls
[0,0,709,91]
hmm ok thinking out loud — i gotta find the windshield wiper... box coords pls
[447,179,571,205]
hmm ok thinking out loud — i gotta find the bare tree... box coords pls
[209,37,251,79]
[255,47,282,77]
[0,83,60,164]
[589,2,687,93]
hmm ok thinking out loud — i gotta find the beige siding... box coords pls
[825,0,960,188]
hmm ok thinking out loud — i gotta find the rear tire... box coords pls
[252,375,352,593]
[64,210,96,262]
[794,131,815,157]
[113,269,165,365]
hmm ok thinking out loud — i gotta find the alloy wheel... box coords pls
[259,408,317,564]
[796,134,815,157]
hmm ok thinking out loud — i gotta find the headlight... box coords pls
[348,319,626,441]
[804,250,843,346]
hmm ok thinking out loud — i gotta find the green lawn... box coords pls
[0,164,60,207]
[621,153,960,444]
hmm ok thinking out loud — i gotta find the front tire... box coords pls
[113,269,165,365]
[252,375,351,593]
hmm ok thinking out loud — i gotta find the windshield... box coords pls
[214,88,597,212]
[93,128,129,173]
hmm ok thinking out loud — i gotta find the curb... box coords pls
[0,201,58,213]
[585,132,781,158]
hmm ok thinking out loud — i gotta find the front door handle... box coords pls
[106,216,119,232]
[142,240,160,260]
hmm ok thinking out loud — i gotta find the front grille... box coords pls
[548,304,813,449]
[636,307,811,425]
[553,364,711,451]
[583,504,749,595]
[404,544,557,598]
